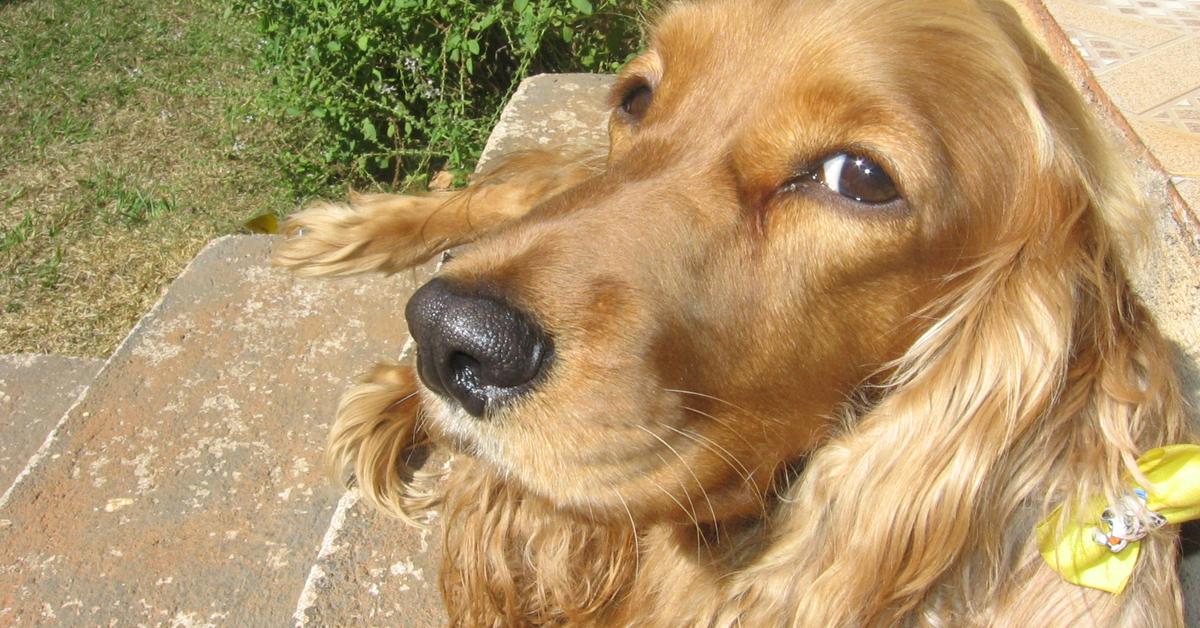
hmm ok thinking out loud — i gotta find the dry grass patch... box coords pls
[0,0,299,357]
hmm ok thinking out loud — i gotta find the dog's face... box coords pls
[409,0,1058,523]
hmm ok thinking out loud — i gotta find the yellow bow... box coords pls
[1036,444,1200,594]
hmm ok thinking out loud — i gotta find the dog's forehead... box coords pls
[647,0,1020,110]
[631,0,1044,205]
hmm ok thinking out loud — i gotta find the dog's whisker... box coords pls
[663,387,735,405]
[383,390,420,413]
[637,425,720,525]
[657,422,769,519]
[678,404,770,460]
[658,422,753,484]
[647,475,711,559]
[666,388,788,428]
[659,421,758,501]
[665,388,767,421]
[640,441,709,551]
[613,489,640,584]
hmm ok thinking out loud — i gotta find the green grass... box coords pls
[0,0,303,356]
[80,169,179,226]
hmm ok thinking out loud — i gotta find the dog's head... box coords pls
[403,0,1144,525]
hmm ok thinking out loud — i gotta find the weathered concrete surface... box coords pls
[294,491,444,627]
[1140,188,1200,628]
[0,236,425,625]
[294,74,616,626]
[0,355,102,496]
[478,73,614,166]
[1132,173,1200,628]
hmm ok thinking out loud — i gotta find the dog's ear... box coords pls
[325,363,441,524]
[987,0,1190,474]
[725,7,1190,624]
[979,0,1150,260]
[995,4,1193,616]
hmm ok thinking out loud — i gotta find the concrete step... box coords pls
[292,73,615,626]
[0,72,615,627]
[0,236,434,625]
[0,355,103,498]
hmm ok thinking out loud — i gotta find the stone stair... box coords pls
[0,355,103,498]
[0,235,433,625]
[2,58,1199,626]
[0,74,612,626]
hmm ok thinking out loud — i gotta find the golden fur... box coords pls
[275,0,1194,624]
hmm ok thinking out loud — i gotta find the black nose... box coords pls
[404,278,552,417]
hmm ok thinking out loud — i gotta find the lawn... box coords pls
[0,0,298,357]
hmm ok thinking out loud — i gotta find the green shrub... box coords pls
[237,0,654,196]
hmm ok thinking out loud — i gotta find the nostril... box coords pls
[416,345,447,397]
[444,352,486,417]
[447,352,482,390]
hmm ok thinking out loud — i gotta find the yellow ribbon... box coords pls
[1037,444,1200,594]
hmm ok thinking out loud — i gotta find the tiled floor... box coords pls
[1043,0,1200,211]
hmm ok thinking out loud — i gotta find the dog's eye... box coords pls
[620,84,653,120]
[800,152,899,205]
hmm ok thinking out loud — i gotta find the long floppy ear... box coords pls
[325,363,443,524]
[985,2,1193,621]
[979,0,1191,511]
[721,4,1192,625]
[724,184,1097,625]
[274,150,601,277]
[434,459,638,626]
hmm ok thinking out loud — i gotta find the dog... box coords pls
[274,0,1194,624]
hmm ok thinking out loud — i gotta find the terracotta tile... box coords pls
[1146,88,1200,134]
[1129,116,1200,176]
[1043,0,1185,48]
[1078,0,1200,34]
[1095,36,1200,113]
[1064,26,1149,71]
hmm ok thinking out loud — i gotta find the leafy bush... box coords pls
[237,0,654,196]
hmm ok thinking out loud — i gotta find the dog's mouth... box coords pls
[411,365,799,527]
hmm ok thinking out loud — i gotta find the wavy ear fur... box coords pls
[437,460,639,626]
[720,4,1192,625]
[274,150,602,277]
[325,364,442,525]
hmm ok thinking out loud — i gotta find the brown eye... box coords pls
[816,152,899,204]
[620,84,652,120]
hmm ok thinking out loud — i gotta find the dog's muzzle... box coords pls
[405,277,552,417]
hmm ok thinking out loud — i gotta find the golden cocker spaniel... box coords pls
[275,0,1194,624]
